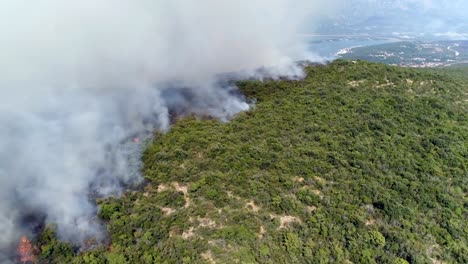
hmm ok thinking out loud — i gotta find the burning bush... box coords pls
[18,236,35,263]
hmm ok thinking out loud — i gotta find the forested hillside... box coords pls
[38,61,467,264]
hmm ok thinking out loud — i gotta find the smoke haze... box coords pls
[0,0,339,259]
[331,0,468,36]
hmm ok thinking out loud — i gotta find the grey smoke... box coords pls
[0,0,340,258]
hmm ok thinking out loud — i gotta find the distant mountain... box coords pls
[316,1,468,37]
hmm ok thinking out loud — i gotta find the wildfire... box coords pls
[18,236,35,263]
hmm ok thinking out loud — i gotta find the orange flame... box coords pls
[18,236,35,263]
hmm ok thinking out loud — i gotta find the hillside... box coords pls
[339,41,468,68]
[37,61,467,264]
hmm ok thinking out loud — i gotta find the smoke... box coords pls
[0,0,339,258]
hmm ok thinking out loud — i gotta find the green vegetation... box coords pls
[39,61,467,263]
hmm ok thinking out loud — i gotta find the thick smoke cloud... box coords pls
[0,0,338,259]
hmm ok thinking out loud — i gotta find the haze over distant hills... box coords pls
[315,0,468,38]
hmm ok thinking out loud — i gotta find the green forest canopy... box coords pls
[39,60,467,264]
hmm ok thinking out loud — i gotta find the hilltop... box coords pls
[37,61,467,264]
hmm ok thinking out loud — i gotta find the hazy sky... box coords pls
[348,0,468,14]
[316,0,468,36]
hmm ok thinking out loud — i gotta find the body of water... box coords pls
[305,36,402,59]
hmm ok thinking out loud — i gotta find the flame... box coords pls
[18,236,35,263]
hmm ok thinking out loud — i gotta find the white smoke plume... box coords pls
[0,0,340,259]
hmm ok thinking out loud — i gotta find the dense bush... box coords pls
[39,61,467,263]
